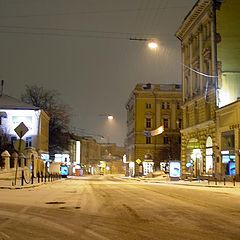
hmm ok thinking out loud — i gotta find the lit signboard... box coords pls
[169,161,181,178]
[144,125,164,137]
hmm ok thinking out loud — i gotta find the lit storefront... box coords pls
[142,160,154,176]
[216,100,240,180]
[183,135,215,179]
[185,138,202,178]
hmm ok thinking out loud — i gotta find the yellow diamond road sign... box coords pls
[136,159,142,164]
[14,122,29,138]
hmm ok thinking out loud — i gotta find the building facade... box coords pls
[125,83,182,176]
[0,94,50,155]
[216,100,240,179]
[175,0,240,179]
[0,94,50,179]
[68,135,125,175]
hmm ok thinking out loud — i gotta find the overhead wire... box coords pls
[0,25,164,38]
[0,6,193,18]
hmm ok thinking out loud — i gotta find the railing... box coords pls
[21,170,61,186]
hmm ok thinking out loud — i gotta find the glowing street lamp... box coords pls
[99,113,114,120]
[148,40,158,49]
[107,115,113,120]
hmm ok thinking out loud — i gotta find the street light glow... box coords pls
[107,115,113,120]
[148,41,158,49]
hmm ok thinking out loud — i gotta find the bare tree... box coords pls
[21,85,71,154]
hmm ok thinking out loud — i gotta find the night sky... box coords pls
[0,0,196,146]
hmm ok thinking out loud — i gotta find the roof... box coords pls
[0,94,39,110]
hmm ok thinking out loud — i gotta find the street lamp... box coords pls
[107,115,113,120]
[130,37,159,50]
[99,113,114,120]
[148,40,158,50]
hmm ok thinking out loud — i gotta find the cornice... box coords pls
[180,120,215,134]
[175,0,213,41]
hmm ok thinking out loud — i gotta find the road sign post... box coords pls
[14,122,29,186]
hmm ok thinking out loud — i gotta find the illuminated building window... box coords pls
[146,103,151,109]
[146,137,151,144]
[163,118,169,129]
[26,137,32,147]
[146,118,151,128]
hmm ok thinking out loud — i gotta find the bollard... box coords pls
[37,172,40,183]
[215,177,217,185]
[21,170,24,186]
[208,177,210,185]
[233,177,236,186]
[223,177,226,186]
[41,172,43,182]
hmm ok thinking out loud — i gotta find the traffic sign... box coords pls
[14,122,29,138]
[136,159,142,164]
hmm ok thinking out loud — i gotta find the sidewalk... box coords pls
[0,177,63,190]
[121,176,240,188]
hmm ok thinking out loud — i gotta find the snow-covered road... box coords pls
[0,175,239,240]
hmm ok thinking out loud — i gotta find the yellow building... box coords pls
[216,100,240,180]
[175,0,240,179]
[125,83,182,176]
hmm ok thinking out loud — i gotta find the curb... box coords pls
[120,177,238,188]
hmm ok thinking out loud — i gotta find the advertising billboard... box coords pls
[169,161,181,178]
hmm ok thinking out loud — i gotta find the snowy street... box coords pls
[0,175,240,240]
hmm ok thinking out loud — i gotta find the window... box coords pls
[161,102,165,109]
[146,137,151,144]
[26,137,32,147]
[11,136,17,145]
[146,118,151,128]
[163,118,169,129]
[166,102,170,109]
[163,137,169,144]
[146,103,151,109]
[176,102,180,110]
[177,119,182,129]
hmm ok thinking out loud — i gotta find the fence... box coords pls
[0,149,61,187]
